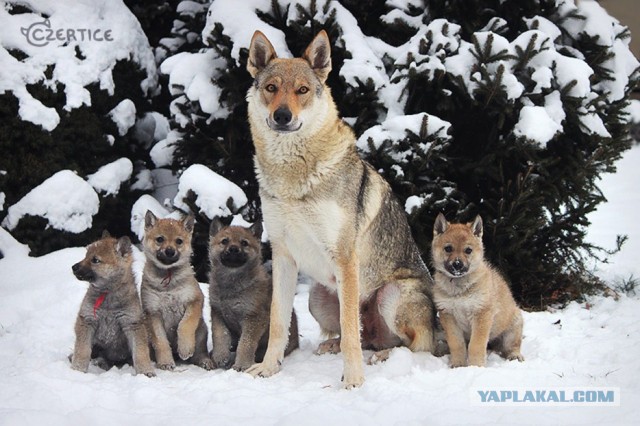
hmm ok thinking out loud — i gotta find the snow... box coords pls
[1,170,99,233]
[87,158,133,196]
[130,194,170,241]
[173,164,248,219]
[108,99,137,136]
[0,0,157,130]
[0,146,639,423]
[150,130,181,168]
[514,106,562,147]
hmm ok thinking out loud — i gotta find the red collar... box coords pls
[161,269,173,287]
[93,292,108,318]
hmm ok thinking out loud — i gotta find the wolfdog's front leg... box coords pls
[246,246,297,379]
[125,322,156,377]
[337,252,364,389]
[71,317,95,373]
[177,295,203,360]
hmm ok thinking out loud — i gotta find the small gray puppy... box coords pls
[71,232,155,377]
[208,219,299,371]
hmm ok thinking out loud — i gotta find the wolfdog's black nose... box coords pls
[452,259,464,270]
[273,107,292,125]
[165,247,176,258]
[72,263,80,273]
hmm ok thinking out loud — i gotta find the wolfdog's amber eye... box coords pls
[91,256,100,264]
[444,245,453,253]
[156,236,164,244]
[464,247,473,255]
[297,86,309,94]
[265,84,277,93]
[176,238,183,245]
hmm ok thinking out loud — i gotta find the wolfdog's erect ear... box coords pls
[470,215,483,239]
[116,236,132,257]
[183,214,195,233]
[433,213,449,236]
[303,30,331,82]
[209,217,224,237]
[101,230,112,239]
[249,221,263,240]
[247,30,277,78]
[144,210,158,229]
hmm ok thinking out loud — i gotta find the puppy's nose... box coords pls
[228,245,240,254]
[164,247,176,258]
[72,263,80,273]
[452,258,464,271]
[273,107,292,125]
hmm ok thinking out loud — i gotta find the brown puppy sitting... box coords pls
[71,232,155,377]
[141,211,213,370]
[208,219,299,371]
[431,213,524,367]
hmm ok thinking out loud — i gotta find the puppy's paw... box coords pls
[449,355,467,368]
[246,360,281,378]
[467,356,486,367]
[212,351,233,369]
[368,348,392,365]
[157,362,176,371]
[342,369,365,389]
[136,366,156,377]
[70,359,89,373]
[316,338,341,355]
[177,335,196,361]
[507,353,524,362]
[198,357,215,371]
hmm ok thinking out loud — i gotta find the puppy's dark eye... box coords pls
[240,240,249,247]
[444,245,453,253]
[464,247,473,255]
[297,86,309,94]
[176,238,183,245]
[91,256,100,264]
[265,84,277,93]
[220,238,229,245]
[156,236,164,244]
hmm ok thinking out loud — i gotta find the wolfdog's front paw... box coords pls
[342,367,365,389]
[449,354,467,368]
[70,359,89,373]
[177,335,196,360]
[136,366,156,377]
[246,361,281,378]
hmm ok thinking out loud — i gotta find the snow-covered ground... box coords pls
[0,145,638,425]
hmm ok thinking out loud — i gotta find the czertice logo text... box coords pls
[471,387,620,407]
[20,19,113,47]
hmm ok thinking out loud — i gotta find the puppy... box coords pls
[140,211,213,370]
[431,213,524,367]
[71,232,155,376]
[208,219,299,371]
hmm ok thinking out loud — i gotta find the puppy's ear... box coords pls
[116,236,132,257]
[433,213,448,236]
[247,30,277,78]
[209,217,224,237]
[101,229,111,239]
[303,30,331,82]
[183,214,195,233]
[144,210,158,229]
[471,215,483,238]
[249,221,263,240]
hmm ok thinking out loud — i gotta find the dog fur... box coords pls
[140,211,213,370]
[244,30,436,388]
[71,232,155,377]
[208,219,299,371]
[431,213,524,367]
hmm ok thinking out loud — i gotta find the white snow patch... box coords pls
[87,158,133,196]
[173,164,248,219]
[514,106,562,147]
[2,170,99,233]
[108,99,136,136]
[130,194,171,241]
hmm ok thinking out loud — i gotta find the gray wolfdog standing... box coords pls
[244,30,436,388]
